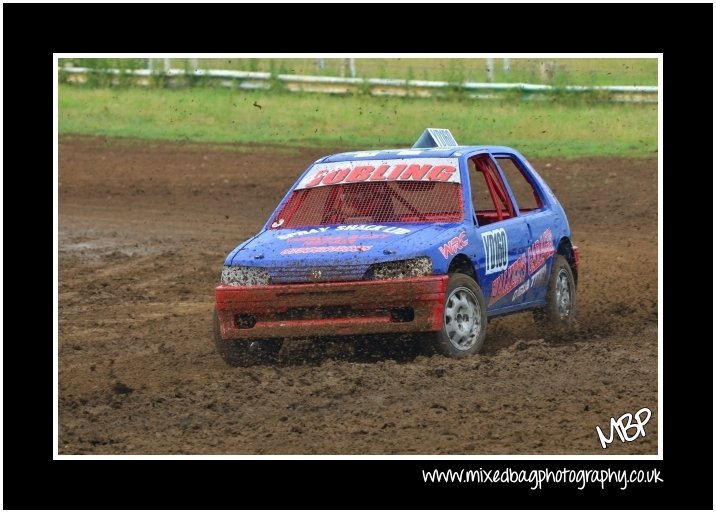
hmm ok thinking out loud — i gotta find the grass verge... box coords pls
[60,57,658,86]
[59,85,657,158]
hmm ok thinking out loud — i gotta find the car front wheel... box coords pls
[213,309,282,367]
[432,273,487,358]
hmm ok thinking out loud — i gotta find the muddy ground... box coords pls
[58,136,658,455]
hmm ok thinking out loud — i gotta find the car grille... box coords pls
[268,263,369,284]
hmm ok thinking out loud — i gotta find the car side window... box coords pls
[495,156,542,213]
[468,155,515,226]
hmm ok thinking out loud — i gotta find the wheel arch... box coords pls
[447,253,478,284]
[557,237,578,286]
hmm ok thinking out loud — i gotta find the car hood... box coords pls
[227,223,461,283]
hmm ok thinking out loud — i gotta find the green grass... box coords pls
[60,57,658,86]
[58,85,657,158]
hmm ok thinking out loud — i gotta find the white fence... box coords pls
[60,66,658,103]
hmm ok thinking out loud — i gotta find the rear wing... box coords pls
[412,128,458,148]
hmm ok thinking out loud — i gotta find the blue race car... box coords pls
[214,129,579,366]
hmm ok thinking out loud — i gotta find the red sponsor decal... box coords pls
[489,227,555,305]
[439,231,469,259]
[302,161,458,188]
[527,227,555,275]
[489,254,527,305]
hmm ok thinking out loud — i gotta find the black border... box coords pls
[4,2,712,510]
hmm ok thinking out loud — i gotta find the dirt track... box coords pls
[58,136,658,455]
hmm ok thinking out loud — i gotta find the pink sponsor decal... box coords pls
[280,245,373,255]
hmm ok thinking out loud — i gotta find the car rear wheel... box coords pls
[432,273,487,358]
[534,254,576,327]
[213,309,282,367]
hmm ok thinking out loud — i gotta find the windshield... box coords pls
[271,158,463,229]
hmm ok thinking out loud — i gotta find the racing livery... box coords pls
[214,129,579,366]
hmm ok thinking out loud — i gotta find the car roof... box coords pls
[318,146,517,163]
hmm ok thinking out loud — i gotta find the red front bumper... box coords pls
[215,275,448,340]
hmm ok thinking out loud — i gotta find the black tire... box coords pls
[431,273,487,358]
[213,309,282,367]
[534,254,576,327]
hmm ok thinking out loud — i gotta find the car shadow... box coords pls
[276,334,435,366]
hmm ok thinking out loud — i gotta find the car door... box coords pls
[464,152,531,313]
[492,152,558,306]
